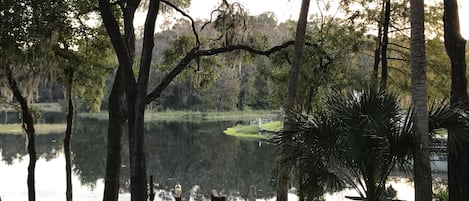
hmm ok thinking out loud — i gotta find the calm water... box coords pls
[0,118,445,201]
[0,119,277,201]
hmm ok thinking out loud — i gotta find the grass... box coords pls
[79,110,280,122]
[223,125,269,140]
[223,121,283,140]
[260,121,283,132]
[0,123,66,135]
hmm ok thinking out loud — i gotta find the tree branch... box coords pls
[145,40,330,104]
[137,0,159,88]
[160,0,200,47]
[97,0,136,86]
[388,42,410,50]
[387,57,408,62]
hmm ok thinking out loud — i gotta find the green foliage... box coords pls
[433,183,448,201]
[263,16,365,110]
[71,28,116,112]
[156,13,276,112]
[260,121,283,132]
[0,0,114,113]
[277,85,469,200]
[0,0,75,105]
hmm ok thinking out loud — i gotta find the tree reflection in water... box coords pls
[0,118,276,200]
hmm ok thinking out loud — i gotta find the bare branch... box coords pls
[160,0,201,47]
[387,57,408,62]
[388,42,410,50]
[201,9,224,31]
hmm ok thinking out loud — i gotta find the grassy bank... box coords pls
[0,123,66,135]
[223,121,283,139]
[79,110,281,122]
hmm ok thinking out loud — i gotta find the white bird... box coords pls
[175,184,182,198]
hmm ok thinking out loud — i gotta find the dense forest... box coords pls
[1,0,469,201]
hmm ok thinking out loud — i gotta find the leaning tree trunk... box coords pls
[410,0,432,201]
[279,1,311,201]
[64,68,74,201]
[5,65,37,201]
[443,0,469,200]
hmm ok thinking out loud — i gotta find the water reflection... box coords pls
[0,119,276,200]
[0,133,62,164]
[143,121,276,200]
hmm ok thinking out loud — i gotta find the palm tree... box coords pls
[410,0,431,200]
[277,86,469,201]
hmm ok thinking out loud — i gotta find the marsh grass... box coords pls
[223,125,269,140]
[79,110,279,122]
[223,121,283,139]
[0,123,66,135]
[260,121,283,132]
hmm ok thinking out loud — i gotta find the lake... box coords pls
[0,118,277,201]
[0,118,446,201]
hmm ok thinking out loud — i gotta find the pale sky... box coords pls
[133,0,469,39]
[459,1,469,39]
[188,0,303,22]
[186,0,469,39]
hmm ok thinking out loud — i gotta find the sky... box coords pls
[181,0,469,39]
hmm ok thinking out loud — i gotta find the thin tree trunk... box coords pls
[103,69,127,201]
[298,171,304,201]
[5,65,37,201]
[373,1,385,82]
[443,0,469,200]
[380,0,391,90]
[279,1,310,201]
[410,0,432,200]
[64,68,74,201]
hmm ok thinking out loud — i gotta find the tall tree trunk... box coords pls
[279,1,310,201]
[380,0,391,90]
[64,68,74,201]
[5,65,37,201]
[128,1,159,200]
[98,0,136,200]
[103,69,127,201]
[443,0,469,200]
[373,1,386,82]
[410,0,432,201]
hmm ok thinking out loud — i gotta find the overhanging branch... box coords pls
[145,40,331,104]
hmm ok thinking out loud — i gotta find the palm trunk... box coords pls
[64,68,74,201]
[5,65,37,201]
[410,0,432,200]
[444,0,469,200]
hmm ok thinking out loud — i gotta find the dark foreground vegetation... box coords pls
[1,0,468,201]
